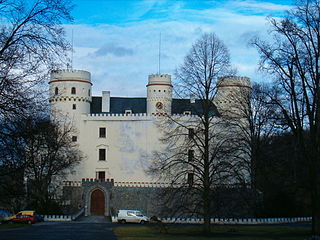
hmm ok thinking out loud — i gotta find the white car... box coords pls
[117,210,149,224]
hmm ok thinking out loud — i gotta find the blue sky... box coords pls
[67,0,294,97]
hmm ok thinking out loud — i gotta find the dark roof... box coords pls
[110,97,146,114]
[91,97,146,114]
[91,97,102,114]
[172,99,219,116]
[90,97,219,116]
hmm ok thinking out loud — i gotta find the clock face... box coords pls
[156,102,163,109]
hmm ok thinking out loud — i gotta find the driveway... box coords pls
[0,222,117,240]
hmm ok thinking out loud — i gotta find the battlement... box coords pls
[148,74,172,86]
[62,180,244,188]
[82,178,114,184]
[50,69,91,82]
[217,76,251,88]
[84,112,198,121]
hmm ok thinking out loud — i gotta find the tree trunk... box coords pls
[203,211,211,234]
[312,185,320,238]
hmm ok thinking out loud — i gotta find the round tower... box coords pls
[146,74,172,115]
[215,76,251,117]
[49,69,92,121]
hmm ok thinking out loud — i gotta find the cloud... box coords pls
[66,0,292,97]
[233,0,292,12]
[93,43,134,57]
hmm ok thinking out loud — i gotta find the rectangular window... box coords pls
[72,104,76,110]
[72,136,77,142]
[99,127,106,138]
[188,128,194,139]
[99,149,106,161]
[188,149,194,162]
[97,171,105,180]
[187,173,194,186]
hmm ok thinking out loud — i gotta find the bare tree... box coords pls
[226,82,279,215]
[251,0,320,237]
[0,0,72,119]
[0,115,83,213]
[149,33,248,234]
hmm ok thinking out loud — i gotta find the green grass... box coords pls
[114,224,311,240]
[0,223,30,229]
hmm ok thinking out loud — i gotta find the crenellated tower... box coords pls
[49,69,92,122]
[214,76,251,117]
[146,74,173,115]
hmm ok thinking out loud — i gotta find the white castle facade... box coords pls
[49,69,251,184]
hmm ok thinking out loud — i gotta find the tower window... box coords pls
[72,136,77,142]
[71,87,76,94]
[99,149,106,161]
[187,173,194,186]
[188,149,194,162]
[97,171,105,180]
[88,89,90,96]
[99,127,106,138]
[55,87,58,95]
[72,104,76,110]
[188,128,194,139]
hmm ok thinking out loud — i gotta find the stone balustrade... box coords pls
[111,216,311,224]
[43,215,72,222]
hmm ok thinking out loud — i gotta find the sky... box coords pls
[66,0,294,97]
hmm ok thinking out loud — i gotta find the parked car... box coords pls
[8,215,37,224]
[117,210,149,224]
[7,210,36,221]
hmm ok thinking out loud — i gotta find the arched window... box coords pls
[55,87,58,95]
[71,87,76,94]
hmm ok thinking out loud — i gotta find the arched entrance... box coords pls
[90,189,105,216]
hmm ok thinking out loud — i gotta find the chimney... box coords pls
[102,91,110,112]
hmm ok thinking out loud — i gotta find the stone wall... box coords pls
[61,184,253,218]
[110,187,159,217]
[61,186,82,214]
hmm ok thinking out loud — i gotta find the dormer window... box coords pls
[125,110,132,115]
[71,87,76,94]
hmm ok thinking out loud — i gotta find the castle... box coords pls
[49,69,251,217]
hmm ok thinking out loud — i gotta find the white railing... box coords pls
[112,216,311,224]
[43,215,72,222]
[45,215,311,224]
[158,217,312,224]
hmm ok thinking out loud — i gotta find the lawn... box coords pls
[114,224,311,240]
[0,223,30,229]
